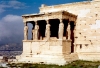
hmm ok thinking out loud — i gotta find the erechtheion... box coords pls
[16,0,100,65]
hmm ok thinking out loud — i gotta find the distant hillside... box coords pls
[0,43,22,51]
[0,42,22,56]
[0,35,23,44]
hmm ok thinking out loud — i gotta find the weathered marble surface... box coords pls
[16,0,100,65]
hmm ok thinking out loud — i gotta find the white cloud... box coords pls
[8,0,28,9]
[0,22,10,38]
[0,14,34,42]
[2,15,22,23]
[0,14,24,39]
[0,4,10,13]
[0,0,28,13]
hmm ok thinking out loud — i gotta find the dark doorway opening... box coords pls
[37,20,46,40]
[49,19,60,38]
[70,21,75,53]
[63,19,69,39]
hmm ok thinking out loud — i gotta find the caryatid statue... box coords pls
[34,22,39,40]
[67,22,71,40]
[32,27,35,40]
[58,19,64,39]
[24,23,28,40]
[45,20,50,40]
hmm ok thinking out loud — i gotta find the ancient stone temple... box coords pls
[16,0,100,65]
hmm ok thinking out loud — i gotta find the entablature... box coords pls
[22,11,77,23]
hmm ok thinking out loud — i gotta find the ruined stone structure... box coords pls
[16,0,100,65]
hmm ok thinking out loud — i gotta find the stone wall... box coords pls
[40,1,100,60]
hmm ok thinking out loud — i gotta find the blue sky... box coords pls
[0,0,87,17]
[0,0,87,44]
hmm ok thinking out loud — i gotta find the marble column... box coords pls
[24,23,28,40]
[67,22,71,40]
[58,19,64,39]
[45,20,50,40]
[34,21,39,40]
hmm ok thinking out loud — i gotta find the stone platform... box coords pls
[16,39,78,65]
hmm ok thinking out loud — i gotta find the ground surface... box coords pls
[1,60,100,68]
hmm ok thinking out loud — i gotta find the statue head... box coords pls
[24,23,27,26]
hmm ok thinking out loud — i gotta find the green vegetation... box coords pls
[2,60,100,68]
